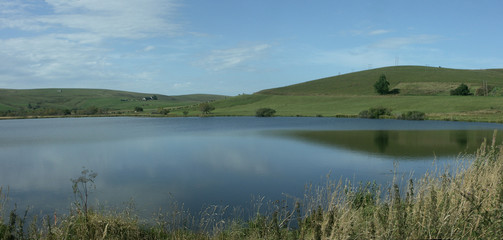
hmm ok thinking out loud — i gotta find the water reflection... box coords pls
[1,117,502,217]
[280,130,501,159]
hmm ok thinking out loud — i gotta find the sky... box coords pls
[1,0,502,96]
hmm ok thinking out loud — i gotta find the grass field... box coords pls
[200,94,503,122]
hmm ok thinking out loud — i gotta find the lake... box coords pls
[1,117,502,217]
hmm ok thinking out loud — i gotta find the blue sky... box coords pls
[1,0,502,95]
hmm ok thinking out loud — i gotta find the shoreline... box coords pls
[1,113,503,124]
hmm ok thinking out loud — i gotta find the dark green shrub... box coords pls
[450,83,472,96]
[397,111,426,120]
[134,106,143,112]
[359,107,392,119]
[374,74,390,95]
[199,102,215,114]
[158,108,170,115]
[256,108,276,117]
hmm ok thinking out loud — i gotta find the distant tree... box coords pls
[450,83,472,96]
[63,109,72,115]
[199,102,215,114]
[152,95,158,100]
[374,74,390,95]
[134,106,143,112]
[183,110,189,116]
[256,108,276,117]
[158,108,170,115]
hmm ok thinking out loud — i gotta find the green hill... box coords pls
[0,88,226,114]
[257,66,503,96]
[210,66,503,122]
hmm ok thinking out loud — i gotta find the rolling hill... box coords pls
[0,88,226,114]
[257,66,503,96]
[210,66,503,122]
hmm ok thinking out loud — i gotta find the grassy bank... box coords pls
[1,133,503,239]
[200,94,503,122]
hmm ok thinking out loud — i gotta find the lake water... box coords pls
[1,117,503,217]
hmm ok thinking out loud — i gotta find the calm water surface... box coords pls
[1,117,502,216]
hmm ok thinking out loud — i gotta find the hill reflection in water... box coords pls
[277,130,501,159]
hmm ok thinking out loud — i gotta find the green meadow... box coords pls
[198,94,503,122]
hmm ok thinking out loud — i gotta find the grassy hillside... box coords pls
[0,88,226,113]
[257,66,503,96]
[208,66,503,122]
[208,94,503,121]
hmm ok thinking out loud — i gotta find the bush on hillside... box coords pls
[374,74,390,95]
[397,111,426,120]
[450,83,472,96]
[256,108,276,117]
[358,107,392,119]
[199,102,215,114]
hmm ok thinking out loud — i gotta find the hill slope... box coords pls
[257,66,503,96]
[0,88,226,112]
[210,66,503,122]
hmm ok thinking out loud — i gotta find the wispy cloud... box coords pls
[196,44,271,71]
[42,0,181,39]
[368,29,391,35]
[0,0,181,90]
[370,35,440,49]
[311,34,441,70]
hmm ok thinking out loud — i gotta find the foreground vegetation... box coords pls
[1,132,503,239]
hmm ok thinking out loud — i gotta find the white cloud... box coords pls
[368,29,391,35]
[370,35,439,49]
[173,82,193,89]
[196,44,271,71]
[143,46,155,52]
[40,0,181,39]
[0,0,182,90]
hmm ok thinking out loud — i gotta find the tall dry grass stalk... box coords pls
[301,130,503,240]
